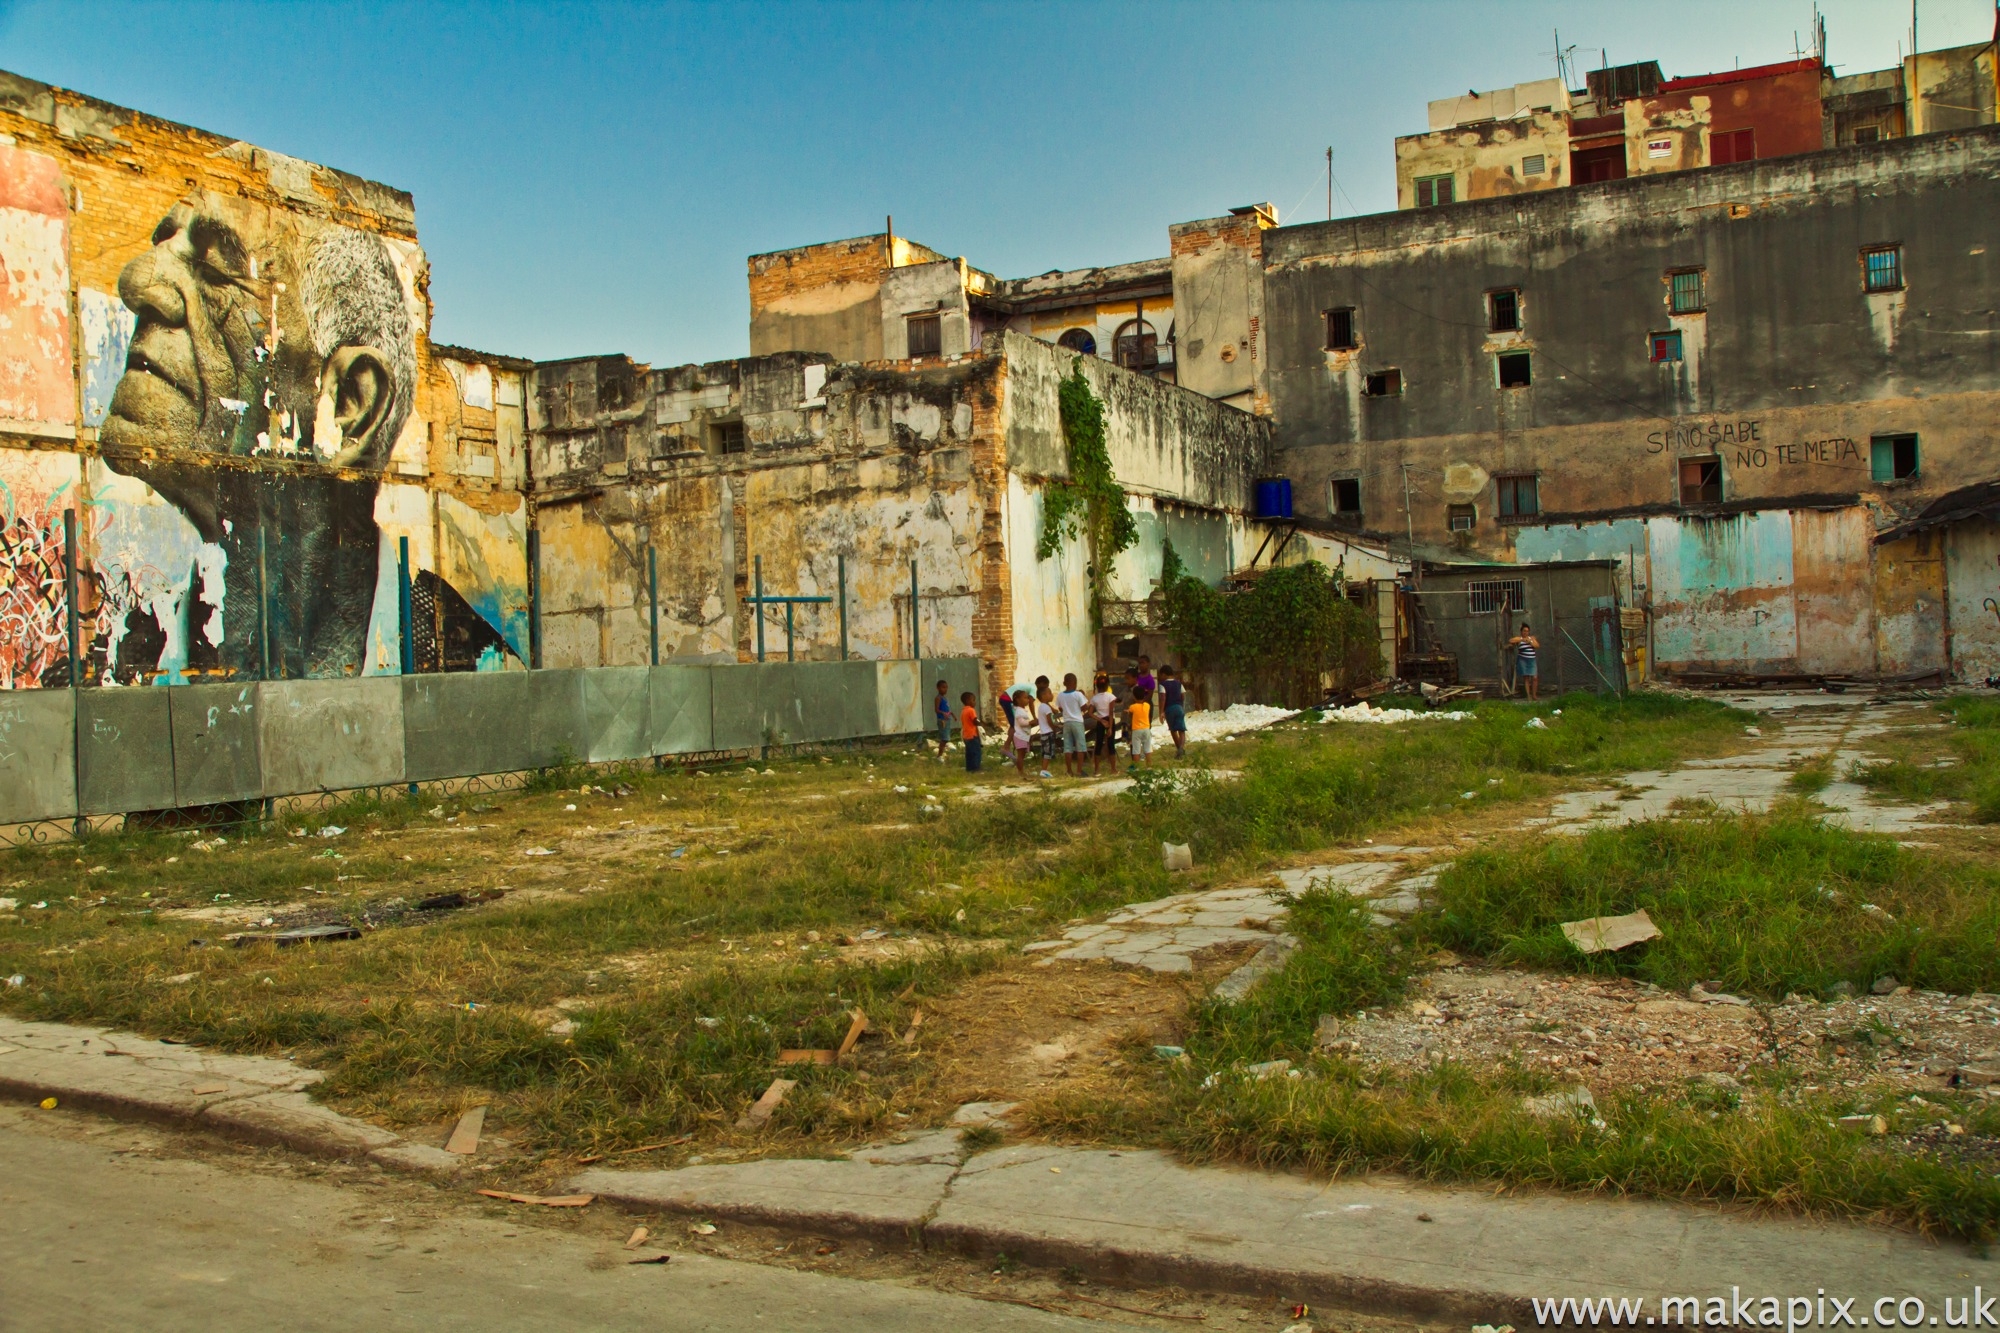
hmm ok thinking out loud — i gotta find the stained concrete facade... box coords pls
[1185,123,2000,680]
[524,331,1271,700]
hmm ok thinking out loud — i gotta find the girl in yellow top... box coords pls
[1127,687,1154,765]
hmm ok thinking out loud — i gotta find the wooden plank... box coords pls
[735,1078,796,1129]
[445,1105,487,1155]
[836,1010,870,1059]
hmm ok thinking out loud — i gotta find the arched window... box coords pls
[1057,328,1097,356]
[1113,319,1159,371]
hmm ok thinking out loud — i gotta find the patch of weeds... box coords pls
[1411,809,2000,997]
[1122,766,1215,810]
[958,1122,1003,1152]
[523,751,587,795]
[1787,756,1833,795]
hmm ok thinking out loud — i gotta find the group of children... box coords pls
[932,656,1190,778]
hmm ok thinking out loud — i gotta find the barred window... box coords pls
[1469,579,1526,615]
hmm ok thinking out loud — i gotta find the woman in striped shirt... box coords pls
[1508,621,1541,701]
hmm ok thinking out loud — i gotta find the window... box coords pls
[1363,368,1402,396]
[1414,173,1455,207]
[1468,578,1526,615]
[1854,125,1881,144]
[1521,153,1547,177]
[1057,328,1097,356]
[1669,269,1705,314]
[906,313,942,358]
[1872,434,1919,482]
[1496,474,1540,519]
[1325,307,1358,351]
[1114,319,1159,371]
[1679,455,1723,505]
[1489,289,1521,332]
[710,419,746,455]
[1330,478,1362,515]
[1863,245,1904,293]
[1711,128,1756,165]
[1496,351,1532,388]
[1572,143,1627,183]
[1650,330,1684,363]
[1447,504,1477,532]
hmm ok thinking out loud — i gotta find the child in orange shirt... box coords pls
[959,691,982,772]
[1127,687,1154,765]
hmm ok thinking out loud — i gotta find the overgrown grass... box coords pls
[1850,695,2000,822]
[1411,808,2000,997]
[0,691,1748,1156]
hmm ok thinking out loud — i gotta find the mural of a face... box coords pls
[98,196,419,677]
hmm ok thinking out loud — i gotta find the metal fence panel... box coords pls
[0,691,76,824]
[756,663,807,746]
[924,658,980,720]
[402,672,534,782]
[527,669,588,769]
[709,662,765,751]
[171,683,263,806]
[260,678,406,797]
[78,688,175,815]
[582,666,651,763]
[823,660,880,740]
[875,660,923,735]
[648,666,713,756]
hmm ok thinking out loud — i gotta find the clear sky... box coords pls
[3,0,1993,367]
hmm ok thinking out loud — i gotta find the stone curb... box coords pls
[0,1015,463,1175]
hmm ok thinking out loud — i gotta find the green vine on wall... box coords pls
[1159,539,1382,707]
[1037,361,1137,619]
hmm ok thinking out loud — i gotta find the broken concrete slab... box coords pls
[1213,935,1297,1002]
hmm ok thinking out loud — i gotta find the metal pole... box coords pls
[257,525,271,681]
[63,509,80,685]
[754,555,766,663]
[837,554,848,661]
[648,543,659,667]
[398,536,413,675]
[527,530,542,670]
[910,559,920,662]
[785,600,795,662]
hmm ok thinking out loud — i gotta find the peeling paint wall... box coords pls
[1168,212,1271,411]
[1945,520,2000,682]
[1395,110,1571,207]
[1649,510,1798,673]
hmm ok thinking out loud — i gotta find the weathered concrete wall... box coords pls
[998,257,1174,379]
[0,67,528,689]
[746,233,950,363]
[1946,520,2000,682]
[1907,43,1999,136]
[1627,62,1825,178]
[880,260,976,361]
[1395,109,1570,206]
[1168,212,1271,411]
[1259,128,2000,567]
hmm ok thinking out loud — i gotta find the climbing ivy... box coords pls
[1159,540,1381,707]
[1037,361,1137,618]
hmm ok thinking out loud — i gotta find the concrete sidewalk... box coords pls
[0,1013,461,1173]
[575,1126,2000,1324]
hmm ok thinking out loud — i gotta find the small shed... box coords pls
[1404,561,1627,695]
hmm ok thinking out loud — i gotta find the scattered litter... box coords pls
[1154,1045,1185,1059]
[1182,703,1294,742]
[735,1078,796,1129]
[158,973,196,985]
[900,1010,924,1043]
[521,847,556,857]
[695,1017,720,1029]
[1837,1113,1889,1135]
[1689,986,1750,1006]
[893,785,910,794]
[1525,717,1547,730]
[477,1190,594,1207]
[1322,702,1471,725]
[1744,726,1762,737]
[1521,1085,1596,1118]
[1245,1059,1293,1080]
[4,974,22,988]
[1559,909,1660,955]
[0,898,14,911]
[778,1049,835,1065]
[38,1097,56,1110]
[690,1222,718,1235]
[445,1105,487,1155]
[1162,842,1194,872]
[1861,903,1895,922]
[226,924,361,948]
[290,828,306,838]
[624,1226,651,1249]
[627,1254,672,1265]
[417,889,506,912]
[837,1010,870,1059]
[564,804,577,812]
[192,1082,228,1095]
[317,826,345,838]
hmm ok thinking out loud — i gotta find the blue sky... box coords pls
[3,1,1993,366]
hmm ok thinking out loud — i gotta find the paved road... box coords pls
[0,1107,1097,1333]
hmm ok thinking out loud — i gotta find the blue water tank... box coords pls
[1254,477,1294,519]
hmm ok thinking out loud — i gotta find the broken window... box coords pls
[1468,578,1525,615]
[1447,503,1477,532]
[710,419,746,455]
[1711,128,1756,165]
[1650,331,1683,363]
[906,313,942,358]
[1114,320,1159,371]
[1363,368,1402,396]
[1489,289,1521,332]
[1330,477,1363,515]
[1669,269,1705,314]
[1496,474,1540,519]
[1496,351,1531,389]
[1679,455,1723,505]
[1863,245,1904,293]
[1871,434,1919,482]
[1571,143,1627,183]
[1521,153,1547,177]
[1325,307,1358,351]
[1057,328,1097,356]
[1414,173,1455,207]
[1853,125,1880,144]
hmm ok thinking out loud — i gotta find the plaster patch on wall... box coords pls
[78,288,135,428]
[0,141,73,428]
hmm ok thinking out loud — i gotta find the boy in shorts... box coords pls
[1088,672,1118,776]
[1127,686,1155,766]
[933,679,953,760]
[1055,672,1089,777]
[1160,663,1188,759]
[960,691,982,772]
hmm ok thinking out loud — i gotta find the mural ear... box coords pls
[320,345,395,469]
